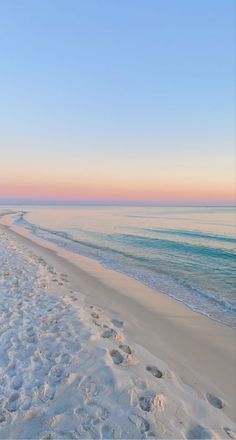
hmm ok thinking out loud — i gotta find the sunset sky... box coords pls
[0,0,235,205]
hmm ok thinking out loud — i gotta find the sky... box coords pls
[0,0,235,205]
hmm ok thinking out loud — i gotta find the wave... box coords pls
[17,215,236,266]
[144,227,236,243]
[15,214,157,265]
[14,212,236,328]
[112,232,236,260]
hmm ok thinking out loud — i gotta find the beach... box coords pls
[1,0,234,437]
[0,211,235,440]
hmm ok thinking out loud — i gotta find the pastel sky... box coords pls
[0,0,235,204]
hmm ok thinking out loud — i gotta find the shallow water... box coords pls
[12,205,236,328]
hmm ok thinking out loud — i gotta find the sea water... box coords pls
[13,206,236,328]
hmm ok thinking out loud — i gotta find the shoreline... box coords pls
[4,209,236,330]
[0,212,235,423]
[6,210,236,331]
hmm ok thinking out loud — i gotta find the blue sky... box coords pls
[0,0,235,203]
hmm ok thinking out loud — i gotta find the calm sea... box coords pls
[13,206,236,328]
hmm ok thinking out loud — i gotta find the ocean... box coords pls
[12,206,236,328]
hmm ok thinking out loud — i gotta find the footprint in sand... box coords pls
[111,319,123,328]
[119,344,132,354]
[102,328,117,339]
[139,395,153,412]
[153,394,166,411]
[91,312,100,319]
[138,393,165,413]
[0,408,11,424]
[79,375,98,398]
[89,305,102,312]
[4,358,14,374]
[11,374,23,390]
[55,352,70,365]
[109,349,124,365]
[38,382,55,402]
[206,393,223,409]
[146,365,163,378]
[128,414,150,434]
[224,428,236,439]
[49,365,65,383]
[7,392,19,412]
[95,404,110,421]
[100,423,114,439]
[186,423,213,439]
[21,396,31,411]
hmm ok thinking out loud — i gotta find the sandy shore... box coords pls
[0,211,235,439]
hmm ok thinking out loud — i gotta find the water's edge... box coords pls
[11,210,236,329]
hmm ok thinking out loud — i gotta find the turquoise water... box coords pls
[13,206,236,327]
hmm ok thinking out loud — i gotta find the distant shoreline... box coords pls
[0,202,235,208]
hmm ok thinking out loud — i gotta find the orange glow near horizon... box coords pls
[0,177,234,204]
[0,145,235,204]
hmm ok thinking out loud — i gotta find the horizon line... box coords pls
[0,200,235,208]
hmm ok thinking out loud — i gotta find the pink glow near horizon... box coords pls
[1,141,235,205]
[0,179,234,204]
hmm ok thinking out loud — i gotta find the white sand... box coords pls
[0,212,235,439]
